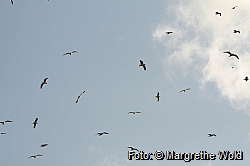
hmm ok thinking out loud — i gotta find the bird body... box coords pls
[63,51,78,56]
[41,144,48,147]
[208,133,216,137]
[128,111,141,114]
[139,60,146,71]
[32,118,38,128]
[0,132,6,134]
[76,91,85,103]
[179,88,191,93]
[40,78,48,89]
[155,92,160,102]
[95,132,109,136]
[232,6,238,9]
[233,30,240,33]
[243,76,249,82]
[165,31,173,35]
[215,12,221,16]
[223,51,239,59]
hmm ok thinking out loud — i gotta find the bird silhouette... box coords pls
[127,146,139,152]
[28,154,43,159]
[165,31,173,35]
[223,51,239,59]
[95,132,109,136]
[208,133,216,137]
[139,60,146,71]
[63,51,78,56]
[32,118,38,128]
[233,30,240,33]
[232,6,238,9]
[215,12,221,16]
[128,111,141,114]
[10,0,13,5]
[40,144,48,147]
[0,120,13,125]
[155,92,160,102]
[179,88,191,93]
[243,76,249,82]
[0,132,6,134]
[76,91,85,103]
[40,78,48,89]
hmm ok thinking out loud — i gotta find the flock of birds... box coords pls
[4,2,248,161]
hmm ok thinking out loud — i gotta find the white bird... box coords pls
[32,118,38,128]
[95,132,109,136]
[40,78,48,89]
[139,60,146,71]
[179,88,191,93]
[76,91,85,103]
[63,51,78,56]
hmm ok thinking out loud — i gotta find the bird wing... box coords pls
[140,60,143,65]
[179,90,184,93]
[72,51,78,53]
[44,78,48,81]
[234,55,239,59]
[5,120,13,123]
[186,88,191,90]
[76,98,79,103]
[143,65,146,70]
[223,51,231,55]
[40,83,44,89]
[80,91,86,96]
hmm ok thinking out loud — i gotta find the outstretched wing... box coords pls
[143,65,146,71]
[223,51,231,55]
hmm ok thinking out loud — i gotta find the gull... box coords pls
[232,6,238,9]
[76,91,85,103]
[139,60,146,71]
[0,120,13,125]
[155,92,160,102]
[0,132,6,134]
[208,133,216,137]
[215,12,221,16]
[40,78,48,89]
[128,111,141,114]
[28,154,43,159]
[63,51,78,56]
[223,51,239,59]
[40,144,48,148]
[243,76,249,82]
[127,146,139,152]
[95,132,109,136]
[10,0,13,5]
[233,30,240,33]
[179,88,191,93]
[32,118,38,128]
[165,31,173,35]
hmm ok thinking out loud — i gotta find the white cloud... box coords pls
[152,0,250,114]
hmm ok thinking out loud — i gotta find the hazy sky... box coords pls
[1,0,250,166]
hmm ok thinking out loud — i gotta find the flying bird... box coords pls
[215,12,221,16]
[95,132,109,136]
[155,92,160,102]
[0,132,6,134]
[0,120,13,125]
[165,31,173,35]
[32,118,38,128]
[128,111,141,114]
[243,76,249,82]
[40,78,48,89]
[28,154,43,159]
[232,6,238,9]
[10,0,13,5]
[233,30,240,33]
[223,51,239,59]
[63,51,78,56]
[208,133,216,137]
[139,60,146,71]
[41,144,48,148]
[76,91,85,103]
[127,146,139,152]
[179,88,191,93]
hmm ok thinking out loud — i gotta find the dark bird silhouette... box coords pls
[223,51,239,59]
[63,51,78,56]
[40,78,48,89]
[32,118,38,128]
[155,92,160,102]
[28,154,43,159]
[41,144,48,148]
[95,132,109,136]
[127,146,139,152]
[208,133,216,137]
[76,91,85,103]
[139,60,146,71]
[128,111,141,114]
[165,31,173,35]
[243,76,249,82]
[10,0,13,5]
[215,12,221,16]
[0,120,13,125]
[232,6,238,9]
[233,30,240,33]
[179,88,191,93]
[0,132,6,134]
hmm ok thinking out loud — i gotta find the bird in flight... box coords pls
[155,92,160,102]
[28,154,43,159]
[95,132,109,136]
[215,12,222,16]
[139,60,146,71]
[0,132,6,134]
[40,78,48,89]
[243,76,249,82]
[223,51,239,59]
[32,118,38,128]
[10,0,13,5]
[233,30,240,33]
[41,144,48,148]
[76,91,85,103]
[208,133,216,137]
[128,111,141,114]
[127,146,139,152]
[232,6,238,9]
[0,120,13,125]
[179,88,191,93]
[63,51,78,56]
[165,31,173,35]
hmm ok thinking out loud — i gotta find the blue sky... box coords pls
[1,0,250,166]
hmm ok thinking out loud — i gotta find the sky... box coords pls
[1,0,250,166]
